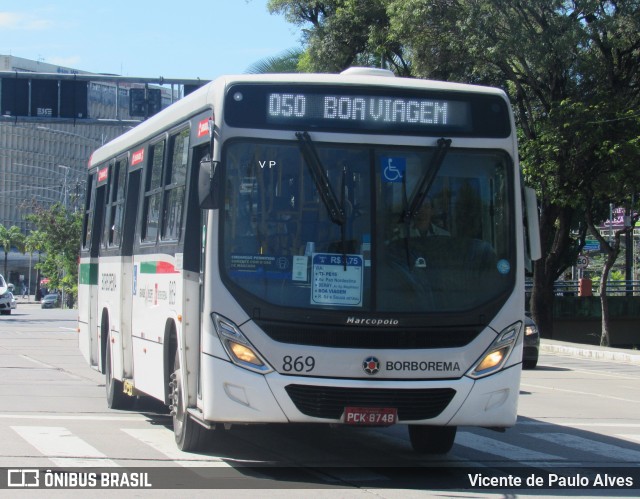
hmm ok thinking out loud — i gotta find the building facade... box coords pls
[0,55,190,291]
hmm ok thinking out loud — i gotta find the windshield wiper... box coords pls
[401,138,452,224]
[296,131,345,226]
[296,131,349,269]
[400,137,452,267]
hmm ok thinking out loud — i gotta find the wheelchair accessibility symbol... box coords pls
[381,157,406,183]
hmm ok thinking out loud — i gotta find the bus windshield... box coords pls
[221,139,514,313]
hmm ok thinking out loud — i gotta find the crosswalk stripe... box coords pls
[456,431,565,463]
[121,428,230,467]
[0,414,145,421]
[11,426,119,467]
[10,424,639,470]
[534,432,640,462]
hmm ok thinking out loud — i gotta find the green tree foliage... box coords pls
[268,0,640,339]
[24,230,46,258]
[268,0,412,74]
[246,48,306,73]
[25,203,82,304]
[0,224,25,278]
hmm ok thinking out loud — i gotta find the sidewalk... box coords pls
[541,338,640,365]
[15,295,41,306]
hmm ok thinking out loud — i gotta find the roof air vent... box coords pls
[340,67,396,77]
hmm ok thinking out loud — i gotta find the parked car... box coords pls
[41,293,61,309]
[8,292,17,310]
[0,274,12,315]
[523,314,540,369]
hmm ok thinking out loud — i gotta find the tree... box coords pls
[586,205,640,346]
[0,224,25,278]
[246,48,305,73]
[268,0,412,74]
[269,0,640,339]
[391,0,640,338]
[24,229,47,298]
[25,203,82,306]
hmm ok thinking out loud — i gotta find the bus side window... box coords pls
[100,163,112,249]
[82,174,96,251]
[162,128,189,241]
[141,139,166,243]
[106,157,128,247]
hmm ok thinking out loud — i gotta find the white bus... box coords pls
[78,68,541,454]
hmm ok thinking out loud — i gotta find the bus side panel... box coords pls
[78,258,99,369]
[97,258,122,376]
[120,258,134,378]
[130,254,183,401]
[183,269,200,408]
[131,336,165,399]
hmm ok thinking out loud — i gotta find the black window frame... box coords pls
[160,126,190,242]
[102,155,129,248]
[81,173,96,251]
[141,137,167,244]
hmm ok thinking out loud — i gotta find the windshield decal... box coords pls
[311,253,363,307]
[381,156,406,183]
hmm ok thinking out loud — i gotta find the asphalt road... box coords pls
[1,304,639,498]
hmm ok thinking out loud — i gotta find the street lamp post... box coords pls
[57,165,71,210]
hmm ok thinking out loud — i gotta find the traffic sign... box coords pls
[583,239,599,251]
[576,255,589,269]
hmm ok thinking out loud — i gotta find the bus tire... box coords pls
[408,425,456,454]
[105,333,133,410]
[170,348,210,451]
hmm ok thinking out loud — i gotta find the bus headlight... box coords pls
[212,313,273,374]
[467,323,521,379]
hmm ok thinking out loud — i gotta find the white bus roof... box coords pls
[89,71,508,169]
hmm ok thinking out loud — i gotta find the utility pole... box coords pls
[57,165,70,210]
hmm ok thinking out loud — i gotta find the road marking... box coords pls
[18,355,54,368]
[519,421,640,429]
[18,355,81,380]
[456,431,564,463]
[121,428,229,467]
[556,367,640,380]
[533,432,640,462]
[11,426,119,467]
[0,414,146,421]
[521,382,640,404]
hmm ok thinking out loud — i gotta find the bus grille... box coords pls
[284,385,456,421]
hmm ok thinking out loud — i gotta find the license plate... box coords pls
[343,407,397,426]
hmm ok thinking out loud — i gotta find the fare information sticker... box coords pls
[311,253,363,306]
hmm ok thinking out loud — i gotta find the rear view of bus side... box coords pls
[78,68,540,454]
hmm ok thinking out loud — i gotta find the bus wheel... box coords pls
[105,334,133,410]
[170,349,209,451]
[408,425,456,454]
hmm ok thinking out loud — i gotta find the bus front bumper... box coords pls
[199,353,519,428]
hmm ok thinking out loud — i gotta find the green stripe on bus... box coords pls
[79,263,98,285]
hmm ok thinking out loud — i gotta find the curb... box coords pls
[541,339,640,365]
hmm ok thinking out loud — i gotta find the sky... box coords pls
[0,1,302,79]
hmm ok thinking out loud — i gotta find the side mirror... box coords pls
[198,155,219,209]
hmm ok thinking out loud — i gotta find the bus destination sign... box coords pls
[224,84,510,137]
[267,93,467,129]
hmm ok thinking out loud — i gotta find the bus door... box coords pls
[87,171,107,368]
[120,161,143,380]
